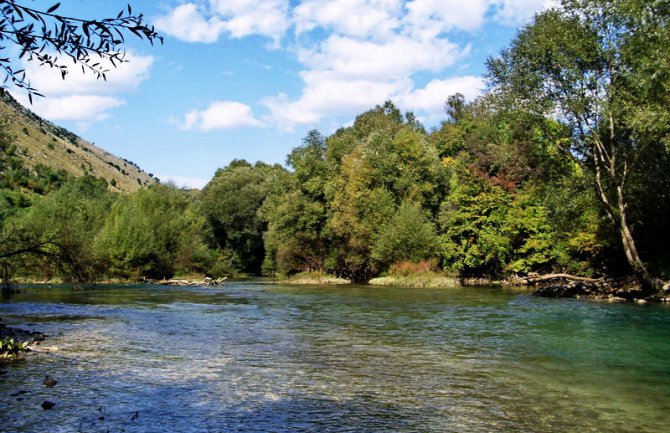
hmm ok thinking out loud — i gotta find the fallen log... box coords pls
[520,273,602,286]
[140,277,227,287]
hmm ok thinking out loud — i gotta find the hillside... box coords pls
[0,90,156,193]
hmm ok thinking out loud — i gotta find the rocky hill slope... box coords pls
[0,90,156,193]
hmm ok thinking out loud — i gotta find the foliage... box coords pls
[0,2,162,99]
[439,159,514,277]
[371,201,439,265]
[326,104,445,282]
[201,160,289,275]
[0,337,28,358]
[94,185,199,279]
[487,0,670,290]
[2,175,113,281]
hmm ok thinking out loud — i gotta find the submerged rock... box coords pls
[41,400,55,410]
[43,375,57,388]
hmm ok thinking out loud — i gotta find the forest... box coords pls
[1,0,669,294]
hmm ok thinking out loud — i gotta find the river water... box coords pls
[0,283,669,433]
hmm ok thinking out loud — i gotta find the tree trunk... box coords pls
[616,186,662,296]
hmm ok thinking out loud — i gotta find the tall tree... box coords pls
[487,0,668,293]
[201,160,288,275]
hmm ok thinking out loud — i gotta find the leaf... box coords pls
[47,3,61,14]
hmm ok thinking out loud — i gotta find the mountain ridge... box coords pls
[0,90,156,193]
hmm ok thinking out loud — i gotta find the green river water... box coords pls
[0,282,669,432]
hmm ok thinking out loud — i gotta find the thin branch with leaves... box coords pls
[0,1,162,102]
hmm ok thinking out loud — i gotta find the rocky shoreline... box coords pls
[531,278,670,302]
[0,323,46,345]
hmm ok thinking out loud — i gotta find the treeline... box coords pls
[2,98,668,284]
[2,0,668,288]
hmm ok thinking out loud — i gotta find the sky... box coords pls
[11,0,556,189]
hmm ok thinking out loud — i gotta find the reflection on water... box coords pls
[1,283,669,432]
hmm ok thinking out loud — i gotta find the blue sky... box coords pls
[13,0,555,188]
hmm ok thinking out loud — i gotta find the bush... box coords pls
[389,259,438,276]
[0,338,28,358]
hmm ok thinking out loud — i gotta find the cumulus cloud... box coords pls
[298,34,465,80]
[15,51,153,123]
[23,95,125,122]
[294,0,402,39]
[153,4,225,43]
[22,52,154,96]
[154,0,289,43]
[180,101,264,131]
[399,76,484,122]
[405,0,490,36]
[158,0,554,130]
[263,72,412,127]
[492,0,559,26]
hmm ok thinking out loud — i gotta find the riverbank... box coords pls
[368,274,461,288]
[0,322,46,361]
[276,271,350,285]
[532,277,670,303]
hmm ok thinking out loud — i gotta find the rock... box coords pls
[533,282,593,298]
[43,375,57,388]
[41,400,55,410]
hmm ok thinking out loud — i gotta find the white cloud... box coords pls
[263,71,412,127]
[180,101,264,131]
[399,76,484,122]
[492,0,558,26]
[299,34,465,80]
[405,0,490,37]
[154,3,225,43]
[155,0,289,43]
[23,52,154,96]
[14,51,153,123]
[294,0,402,39]
[21,95,125,122]
[155,0,554,130]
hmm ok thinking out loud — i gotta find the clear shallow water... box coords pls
[1,283,669,433]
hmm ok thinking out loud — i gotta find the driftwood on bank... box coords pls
[139,277,227,287]
[516,273,602,286]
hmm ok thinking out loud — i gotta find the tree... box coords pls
[0,1,162,100]
[201,160,288,275]
[2,175,113,282]
[487,0,669,293]
[327,104,445,282]
[94,185,191,279]
[371,201,439,266]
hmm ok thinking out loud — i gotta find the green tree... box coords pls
[371,201,439,265]
[487,0,669,292]
[327,103,445,282]
[94,185,191,279]
[262,131,331,276]
[2,175,113,281]
[439,159,513,277]
[201,160,288,275]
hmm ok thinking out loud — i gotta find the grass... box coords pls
[369,260,460,288]
[278,271,350,285]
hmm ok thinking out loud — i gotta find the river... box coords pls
[1,282,669,432]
